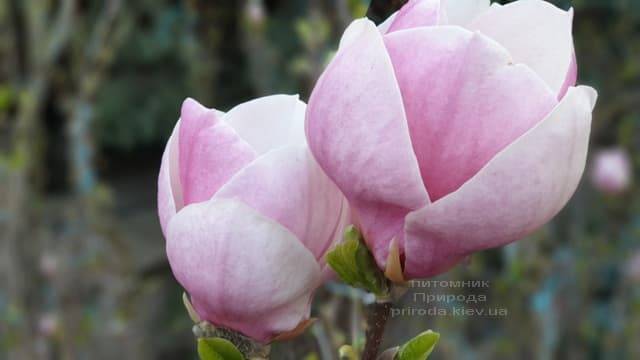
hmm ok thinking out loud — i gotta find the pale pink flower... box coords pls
[39,253,59,279]
[626,251,640,283]
[158,95,349,342]
[306,0,597,279]
[38,313,59,337]
[591,148,632,194]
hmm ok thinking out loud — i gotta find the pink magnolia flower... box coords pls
[590,148,632,194]
[306,0,597,280]
[38,313,59,337]
[39,253,59,279]
[626,251,640,283]
[158,95,349,342]
[245,0,265,24]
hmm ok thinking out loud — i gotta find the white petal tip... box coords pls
[579,86,598,111]
[181,97,208,116]
[339,18,378,49]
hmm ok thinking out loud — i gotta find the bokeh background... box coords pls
[0,0,638,359]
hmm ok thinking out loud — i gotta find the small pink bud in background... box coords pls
[590,148,632,194]
[39,254,59,279]
[38,313,59,337]
[626,251,640,283]
[245,0,265,24]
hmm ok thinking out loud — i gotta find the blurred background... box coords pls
[0,0,638,359]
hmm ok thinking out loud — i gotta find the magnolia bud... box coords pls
[38,313,59,337]
[591,148,632,194]
[39,254,59,279]
[626,251,640,283]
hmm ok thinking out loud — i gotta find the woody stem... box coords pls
[361,300,393,360]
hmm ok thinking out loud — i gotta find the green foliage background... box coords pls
[0,0,639,359]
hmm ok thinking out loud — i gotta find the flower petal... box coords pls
[404,86,597,278]
[340,18,376,49]
[223,94,307,155]
[468,0,575,97]
[179,98,256,206]
[166,199,322,342]
[158,121,182,236]
[559,52,578,100]
[378,11,399,34]
[306,19,429,268]
[443,0,490,26]
[387,0,442,33]
[384,26,557,201]
[214,146,350,263]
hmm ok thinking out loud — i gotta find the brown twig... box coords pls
[361,301,393,360]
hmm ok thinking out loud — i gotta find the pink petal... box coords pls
[384,26,557,201]
[166,199,322,342]
[443,0,490,25]
[404,86,597,278]
[387,0,442,33]
[468,0,575,97]
[158,121,182,236]
[340,18,376,48]
[214,146,350,263]
[223,94,307,155]
[179,98,214,182]
[306,19,429,269]
[378,11,399,34]
[559,52,578,100]
[178,98,256,206]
